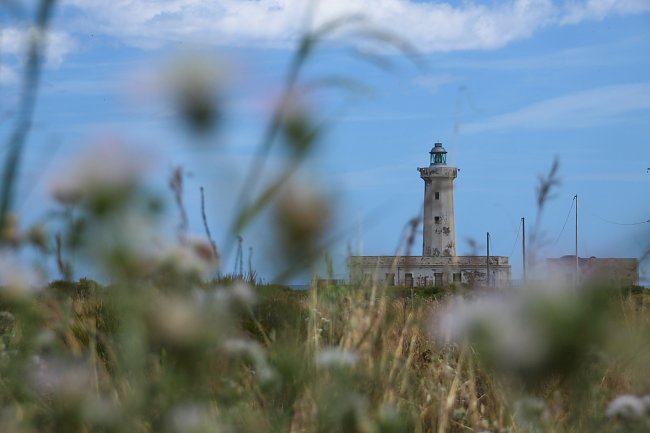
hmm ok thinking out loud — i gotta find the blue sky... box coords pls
[1,0,649,283]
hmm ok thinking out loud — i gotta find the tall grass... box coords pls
[1,278,649,432]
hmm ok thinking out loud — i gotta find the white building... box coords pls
[349,143,511,288]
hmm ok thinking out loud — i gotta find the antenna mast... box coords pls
[486,232,491,288]
[248,246,253,277]
[522,217,526,284]
[575,194,579,285]
[234,235,243,277]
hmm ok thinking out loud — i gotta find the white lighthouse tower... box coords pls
[418,143,457,257]
[349,140,511,288]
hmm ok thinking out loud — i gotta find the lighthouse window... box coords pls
[435,192,440,200]
[434,216,440,224]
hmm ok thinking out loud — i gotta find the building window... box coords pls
[435,192,440,200]
[405,273,413,287]
[385,273,395,286]
[434,273,443,287]
[434,216,440,224]
[453,273,461,282]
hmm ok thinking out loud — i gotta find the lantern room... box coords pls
[429,142,447,166]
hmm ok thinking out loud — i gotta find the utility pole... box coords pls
[234,235,243,277]
[486,232,491,288]
[522,217,526,284]
[575,194,579,286]
[248,246,253,277]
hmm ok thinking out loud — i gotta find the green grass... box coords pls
[1,279,648,432]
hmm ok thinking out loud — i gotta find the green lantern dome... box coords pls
[429,142,447,166]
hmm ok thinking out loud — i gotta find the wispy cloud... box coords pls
[58,1,649,53]
[462,82,650,134]
[437,44,629,71]
[1,26,76,67]
[331,163,413,188]
[0,63,18,84]
[560,0,650,24]
[413,73,458,93]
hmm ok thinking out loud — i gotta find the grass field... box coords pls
[1,278,649,433]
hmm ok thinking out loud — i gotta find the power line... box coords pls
[509,218,522,258]
[582,206,650,226]
[552,196,576,248]
[595,216,650,226]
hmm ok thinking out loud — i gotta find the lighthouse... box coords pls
[418,143,457,257]
[349,140,511,288]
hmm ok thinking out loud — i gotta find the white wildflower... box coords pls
[166,52,226,134]
[148,297,204,345]
[157,236,218,278]
[30,356,92,401]
[82,396,120,427]
[316,347,359,368]
[643,395,650,412]
[210,282,256,306]
[0,253,45,297]
[436,295,547,372]
[274,181,331,258]
[606,395,647,419]
[223,338,274,382]
[230,281,255,304]
[50,139,147,205]
[515,397,550,422]
[168,403,222,433]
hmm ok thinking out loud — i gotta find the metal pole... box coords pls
[522,217,526,284]
[487,232,491,288]
[575,194,579,285]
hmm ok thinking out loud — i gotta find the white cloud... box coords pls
[0,64,18,84]
[462,82,650,133]
[58,1,648,53]
[561,0,650,24]
[1,27,76,66]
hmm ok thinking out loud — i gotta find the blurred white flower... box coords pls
[274,181,331,260]
[148,296,204,345]
[514,397,550,423]
[226,281,256,305]
[166,52,226,135]
[223,338,274,382]
[606,394,647,419]
[316,347,358,368]
[0,253,45,297]
[29,356,92,401]
[643,395,650,411]
[169,403,222,433]
[82,396,120,428]
[436,295,547,372]
[209,282,256,306]
[433,283,609,385]
[50,139,148,205]
[157,235,219,278]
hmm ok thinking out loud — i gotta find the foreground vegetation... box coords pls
[1,279,649,433]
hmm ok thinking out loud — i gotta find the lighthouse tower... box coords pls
[418,143,457,257]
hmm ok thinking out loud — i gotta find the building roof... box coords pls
[430,142,447,154]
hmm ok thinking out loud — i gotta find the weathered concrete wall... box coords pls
[349,256,512,288]
[546,256,639,286]
[419,166,457,257]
